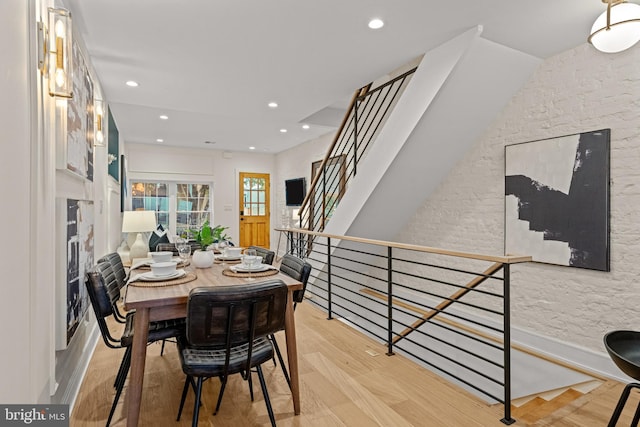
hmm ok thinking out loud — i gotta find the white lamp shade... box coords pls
[590,2,640,53]
[122,210,157,233]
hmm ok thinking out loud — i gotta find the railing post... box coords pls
[326,237,332,320]
[501,263,515,425]
[386,246,395,356]
[353,101,358,177]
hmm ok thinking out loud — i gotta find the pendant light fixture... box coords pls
[588,0,640,53]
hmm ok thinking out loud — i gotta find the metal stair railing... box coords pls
[297,67,417,236]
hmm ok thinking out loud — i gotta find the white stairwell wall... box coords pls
[323,25,541,245]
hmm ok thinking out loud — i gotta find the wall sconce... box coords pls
[42,8,73,98]
[589,0,640,53]
[94,99,105,146]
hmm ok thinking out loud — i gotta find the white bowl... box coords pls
[224,247,243,257]
[150,261,177,277]
[241,255,262,269]
[151,251,173,263]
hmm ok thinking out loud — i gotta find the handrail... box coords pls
[298,85,369,214]
[277,228,531,264]
[277,227,531,425]
[298,67,417,233]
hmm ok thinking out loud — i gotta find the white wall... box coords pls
[274,132,334,253]
[395,43,640,355]
[0,0,36,403]
[126,143,277,246]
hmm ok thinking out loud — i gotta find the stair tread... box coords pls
[512,388,584,423]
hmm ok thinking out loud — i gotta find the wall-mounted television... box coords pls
[285,177,306,207]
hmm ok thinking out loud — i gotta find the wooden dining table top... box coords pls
[124,261,303,311]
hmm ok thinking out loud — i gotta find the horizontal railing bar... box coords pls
[395,333,504,385]
[330,263,388,283]
[393,344,504,404]
[391,283,504,315]
[391,307,504,352]
[393,256,505,282]
[277,228,532,264]
[394,272,504,299]
[329,302,388,342]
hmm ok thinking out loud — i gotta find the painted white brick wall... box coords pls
[396,43,640,354]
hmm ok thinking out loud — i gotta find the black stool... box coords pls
[604,330,640,427]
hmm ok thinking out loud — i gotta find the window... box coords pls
[176,183,210,235]
[130,181,211,236]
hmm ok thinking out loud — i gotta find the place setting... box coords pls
[222,248,279,280]
[128,251,197,287]
[214,246,243,264]
[129,251,191,271]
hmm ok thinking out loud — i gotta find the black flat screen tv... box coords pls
[285,177,306,207]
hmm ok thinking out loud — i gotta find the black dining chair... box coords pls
[604,330,640,426]
[270,254,312,387]
[176,280,288,427]
[85,262,186,426]
[97,252,128,322]
[248,245,275,265]
[156,241,202,255]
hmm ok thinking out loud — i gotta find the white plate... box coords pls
[138,269,186,282]
[215,255,243,261]
[230,264,273,273]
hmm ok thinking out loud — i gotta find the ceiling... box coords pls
[65,0,609,154]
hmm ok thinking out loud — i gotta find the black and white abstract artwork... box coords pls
[505,129,610,271]
[65,199,94,344]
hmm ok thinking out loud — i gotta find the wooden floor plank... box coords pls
[71,302,628,426]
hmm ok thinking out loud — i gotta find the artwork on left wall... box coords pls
[56,199,94,349]
[64,39,94,181]
[505,129,610,271]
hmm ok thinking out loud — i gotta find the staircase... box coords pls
[299,25,541,242]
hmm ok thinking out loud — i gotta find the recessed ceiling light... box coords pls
[268,102,278,108]
[302,124,310,130]
[156,138,164,142]
[126,80,139,87]
[204,140,216,144]
[249,146,256,150]
[280,128,287,133]
[368,18,384,29]
[159,115,168,120]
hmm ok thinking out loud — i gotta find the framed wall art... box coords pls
[59,39,94,181]
[504,129,610,271]
[56,198,95,349]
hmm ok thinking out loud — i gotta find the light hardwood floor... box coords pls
[71,302,636,426]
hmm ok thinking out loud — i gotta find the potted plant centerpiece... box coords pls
[189,221,230,268]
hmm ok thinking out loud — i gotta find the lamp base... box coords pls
[129,233,149,261]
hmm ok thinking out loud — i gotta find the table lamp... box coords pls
[122,210,157,261]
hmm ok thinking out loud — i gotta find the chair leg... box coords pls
[176,376,191,421]
[214,376,228,415]
[113,348,129,389]
[269,334,277,366]
[609,382,640,427]
[632,399,640,427]
[272,336,291,389]
[247,370,254,401]
[256,365,276,427]
[191,377,204,427]
[160,339,166,356]
[107,347,131,427]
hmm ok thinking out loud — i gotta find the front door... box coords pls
[239,172,270,248]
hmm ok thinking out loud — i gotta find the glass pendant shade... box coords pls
[589,2,640,53]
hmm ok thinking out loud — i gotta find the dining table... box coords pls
[123,258,303,427]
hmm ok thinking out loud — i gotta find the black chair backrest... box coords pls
[93,260,121,311]
[156,241,202,255]
[280,254,312,303]
[249,246,275,265]
[85,262,121,348]
[98,252,127,291]
[186,280,288,349]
